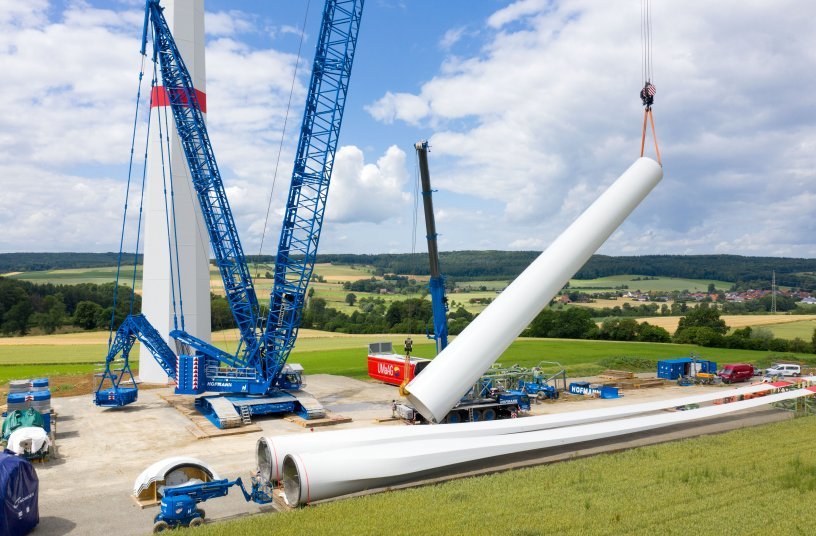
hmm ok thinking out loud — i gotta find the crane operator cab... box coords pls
[277,363,304,391]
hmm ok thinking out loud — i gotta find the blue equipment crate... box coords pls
[94,387,138,407]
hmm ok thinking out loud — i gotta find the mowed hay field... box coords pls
[195,415,816,536]
[634,314,816,334]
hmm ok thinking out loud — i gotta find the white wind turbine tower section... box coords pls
[279,388,814,506]
[140,0,211,383]
[406,157,664,423]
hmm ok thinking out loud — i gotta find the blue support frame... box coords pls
[94,314,176,406]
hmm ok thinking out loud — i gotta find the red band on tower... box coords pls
[151,86,207,113]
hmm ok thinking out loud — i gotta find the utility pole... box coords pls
[771,271,777,313]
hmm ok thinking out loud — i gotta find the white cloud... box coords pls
[0,1,306,253]
[366,0,816,256]
[0,164,137,252]
[509,237,545,249]
[205,10,255,37]
[0,0,49,28]
[439,26,466,49]
[325,145,412,224]
[364,91,429,125]
[487,0,549,29]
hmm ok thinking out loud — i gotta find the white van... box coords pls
[765,363,801,377]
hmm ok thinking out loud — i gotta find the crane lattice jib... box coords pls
[147,1,261,364]
[262,0,364,380]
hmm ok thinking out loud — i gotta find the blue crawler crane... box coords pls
[95,0,364,428]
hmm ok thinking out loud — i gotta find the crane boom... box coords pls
[262,0,364,380]
[415,141,448,353]
[145,0,261,364]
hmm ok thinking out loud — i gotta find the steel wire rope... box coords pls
[255,0,313,282]
[148,28,217,342]
[108,53,149,349]
[153,55,181,333]
[639,0,661,165]
[641,0,651,84]
[161,92,187,332]
[129,65,158,315]
[154,20,187,333]
[411,149,421,257]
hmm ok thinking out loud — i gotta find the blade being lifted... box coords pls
[406,157,664,423]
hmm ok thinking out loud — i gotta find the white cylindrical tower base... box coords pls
[139,0,211,383]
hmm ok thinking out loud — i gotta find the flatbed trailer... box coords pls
[395,391,530,424]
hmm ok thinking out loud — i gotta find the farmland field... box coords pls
[4,266,738,318]
[195,415,816,536]
[568,275,731,292]
[761,319,816,340]
[3,331,816,386]
[634,314,816,335]
[6,266,142,287]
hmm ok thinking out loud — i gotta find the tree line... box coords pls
[300,296,475,336]
[0,252,141,273]
[524,302,816,354]
[0,277,140,336]
[4,252,816,289]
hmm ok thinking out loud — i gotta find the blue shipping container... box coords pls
[657,358,717,380]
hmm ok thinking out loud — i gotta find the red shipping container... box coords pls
[367,353,431,386]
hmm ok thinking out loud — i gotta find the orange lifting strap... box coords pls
[640,107,661,165]
[639,82,661,165]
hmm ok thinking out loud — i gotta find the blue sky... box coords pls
[1,0,814,258]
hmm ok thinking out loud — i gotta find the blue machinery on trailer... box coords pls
[95,0,364,427]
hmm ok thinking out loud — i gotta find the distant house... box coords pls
[801,297,816,305]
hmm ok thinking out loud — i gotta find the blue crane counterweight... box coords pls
[94,0,364,428]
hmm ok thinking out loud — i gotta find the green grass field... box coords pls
[568,275,731,293]
[759,319,816,340]
[3,334,816,385]
[195,415,816,536]
[6,266,142,287]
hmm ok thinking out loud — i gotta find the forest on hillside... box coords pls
[2,252,816,290]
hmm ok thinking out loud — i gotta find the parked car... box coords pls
[717,363,755,384]
[764,363,801,377]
